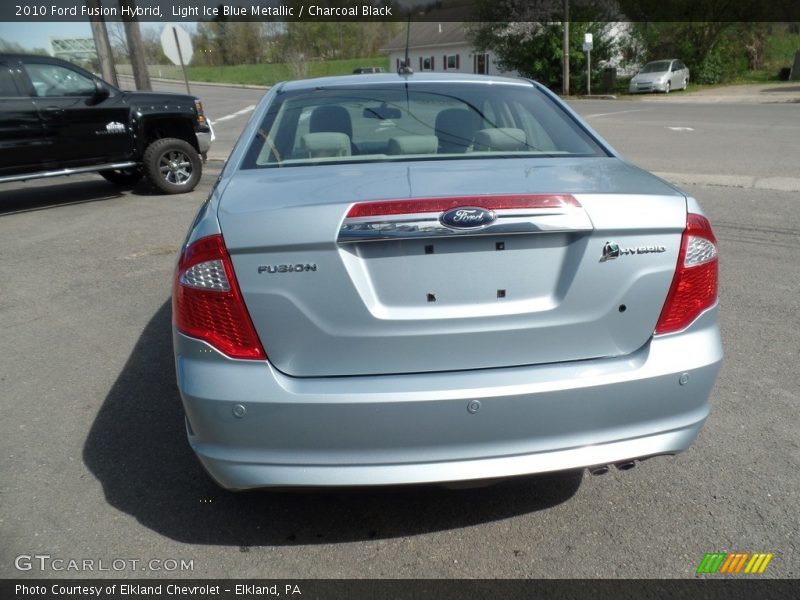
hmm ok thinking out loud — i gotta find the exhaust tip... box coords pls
[615,461,637,471]
[589,465,610,476]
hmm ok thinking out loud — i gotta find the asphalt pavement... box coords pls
[0,84,798,580]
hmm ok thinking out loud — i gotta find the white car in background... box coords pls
[629,59,690,94]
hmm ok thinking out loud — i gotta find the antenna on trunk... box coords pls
[399,12,414,74]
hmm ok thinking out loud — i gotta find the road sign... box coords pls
[160,25,193,94]
[583,34,593,95]
[160,25,193,67]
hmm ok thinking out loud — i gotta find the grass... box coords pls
[183,57,390,86]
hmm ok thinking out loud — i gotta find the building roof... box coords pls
[382,22,469,52]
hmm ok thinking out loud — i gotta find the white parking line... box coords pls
[584,108,651,118]
[211,105,256,124]
[667,126,695,131]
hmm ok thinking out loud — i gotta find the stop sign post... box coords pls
[160,25,193,94]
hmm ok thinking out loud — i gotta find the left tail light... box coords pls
[173,234,266,359]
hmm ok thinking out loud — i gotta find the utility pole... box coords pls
[119,0,151,90]
[86,0,117,86]
[562,0,569,96]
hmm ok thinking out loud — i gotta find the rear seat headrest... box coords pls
[473,128,528,152]
[300,132,351,158]
[387,136,439,155]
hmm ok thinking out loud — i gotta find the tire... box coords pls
[683,78,689,90]
[99,167,143,187]
[143,137,202,194]
[665,81,671,94]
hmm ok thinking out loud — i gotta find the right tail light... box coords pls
[655,213,718,335]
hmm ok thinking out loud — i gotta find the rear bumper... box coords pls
[173,308,722,490]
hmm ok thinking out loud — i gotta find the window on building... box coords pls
[420,56,434,71]
[445,55,459,70]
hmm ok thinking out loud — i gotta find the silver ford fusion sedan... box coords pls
[172,73,721,490]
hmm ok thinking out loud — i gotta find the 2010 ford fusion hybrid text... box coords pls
[172,73,722,490]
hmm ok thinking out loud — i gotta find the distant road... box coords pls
[119,76,800,190]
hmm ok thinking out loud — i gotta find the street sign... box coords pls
[160,25,193,67]
[160,25,193,94]
[583,33,593,95]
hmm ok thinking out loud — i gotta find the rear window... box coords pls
[241,82,607,169]
[641,61,671,73]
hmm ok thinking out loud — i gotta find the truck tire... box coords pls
[143,138,202,194]
[99,167,143,187]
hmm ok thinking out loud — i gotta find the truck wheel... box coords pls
[99,167,143,187]
[143,138,202,194]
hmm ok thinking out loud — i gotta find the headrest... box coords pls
[309,105,353,138]
[387,136,439,155]
[300,132,351,158]
[473,128,528,151]
[435,108,481,152]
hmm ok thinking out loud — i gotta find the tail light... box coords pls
[655,213,718,335]
[173,234,266,359]
[194,100,207,125]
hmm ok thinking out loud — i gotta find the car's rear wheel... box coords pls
[99,167,143,187]
[143,138,202,194]
[665,81,671,94]
[683,78,689,90]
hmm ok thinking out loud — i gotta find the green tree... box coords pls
[621,22,764,84]
[468,1,618,92]
[0,39,47,55]
[193,20,270,66]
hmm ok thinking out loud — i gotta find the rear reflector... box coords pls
[346,194,580,218]
[655,213,718,335]
[173,234,266,360]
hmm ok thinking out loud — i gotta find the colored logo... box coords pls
[696,552,773,574]
[601,241,620,261]
[440,207,496,229]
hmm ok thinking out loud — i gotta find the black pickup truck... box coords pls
[0,53,213,194]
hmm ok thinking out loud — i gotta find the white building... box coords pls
[382,22,518,77]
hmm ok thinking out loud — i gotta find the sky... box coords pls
[0,22,192,53]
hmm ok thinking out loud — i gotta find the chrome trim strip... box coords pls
[0,161,139,184]
[339,207,593,243]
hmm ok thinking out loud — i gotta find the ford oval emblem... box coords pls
[440,207,496,229]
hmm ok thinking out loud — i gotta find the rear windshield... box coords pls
[241,82,608,169]
[641,61,671,73]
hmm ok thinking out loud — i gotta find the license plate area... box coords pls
[344,234,577,310]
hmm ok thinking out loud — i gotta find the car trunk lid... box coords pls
[218,157,686,377]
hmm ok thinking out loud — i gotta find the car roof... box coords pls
[278,72,536,92]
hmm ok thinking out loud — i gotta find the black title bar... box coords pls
[4,579,800,600]
[2,0,800,23]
